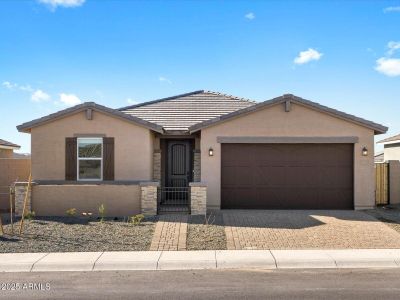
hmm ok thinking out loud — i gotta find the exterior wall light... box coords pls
[208,147,214,156]
[362,146,368,156]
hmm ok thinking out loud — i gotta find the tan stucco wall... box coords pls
[200,102,376,210]
[384,144,400,161]
[389,160,400,205]
[32,184,141,216]
[30,110,154,181]
[0,149,13,158]
[0,158,30,211]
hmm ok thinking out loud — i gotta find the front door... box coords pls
[167,140,192,187]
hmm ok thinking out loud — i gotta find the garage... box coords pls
[221,143,354,209]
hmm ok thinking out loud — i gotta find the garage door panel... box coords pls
[222,166,254,186]
[284,167,322,187]
[255,166,286,186]
[222,145,253,165]
[318,167,353,188]
[253,145,283,161]
[221,188,259,209]
[221,143,354,210]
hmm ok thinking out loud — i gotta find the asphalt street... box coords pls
[1,269,400,299]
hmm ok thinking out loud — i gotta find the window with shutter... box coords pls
[103,137,114,181]
[65,137,77,180]
[77,137,103,181]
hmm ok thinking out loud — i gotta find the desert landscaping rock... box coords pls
[0,216,157,253]
[365,207,400,235]
[187,213,227,250]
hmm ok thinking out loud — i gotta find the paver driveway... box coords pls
[222,210,400,250]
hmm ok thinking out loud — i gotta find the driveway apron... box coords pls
[223,210,400,250]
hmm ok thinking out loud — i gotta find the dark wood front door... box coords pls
[221,143,354,209]
[167,140,192,187]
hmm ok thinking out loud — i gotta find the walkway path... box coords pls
[150,215,188,251]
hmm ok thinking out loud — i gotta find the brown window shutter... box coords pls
[65,137,77,180]
[103,137,115,181]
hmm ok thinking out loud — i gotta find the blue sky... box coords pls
[1,0,399,153]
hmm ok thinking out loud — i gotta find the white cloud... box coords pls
[387,41,400,56]
[2,81,35,92]
[245,12,255,20]
[38,0,85,9]
[383,6,400,13]
[3,81,50,102]
[159,76,172,84]
[59,93,82,106]
[375,57,400,77]
[31,89,50,102]
[19,85,34,92]
[294,48,323,64]
[2,81,16,89]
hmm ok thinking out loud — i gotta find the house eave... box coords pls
[17,102,164,134]
[189,94,388,135]
[380,140,400,146]
[0,145,20,150]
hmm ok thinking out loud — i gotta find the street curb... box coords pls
[1,249,400,272]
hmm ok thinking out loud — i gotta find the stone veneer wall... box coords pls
[189,182,207,215]
[140,181,159,215]
[14,182,33,216]
[193,150,201,182]
[153,150,161,181]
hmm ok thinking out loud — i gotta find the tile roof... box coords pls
[119,90,256,132]
[378,133,400,144]
[16,90,388,136]
[0,139,20,149]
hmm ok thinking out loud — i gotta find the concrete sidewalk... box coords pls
[1,249,400,272]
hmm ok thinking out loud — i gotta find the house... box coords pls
[374,152,384,163]
[0,138,21,158]
[0,139,30,213]
[376,133,400,162]
[16,91,387,216]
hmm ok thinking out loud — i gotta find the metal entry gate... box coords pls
[158,187,190,213]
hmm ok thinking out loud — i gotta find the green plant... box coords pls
[98,204,106,222]
[25,211,36,221]
[66,208,77,217]
[130,214,145,225]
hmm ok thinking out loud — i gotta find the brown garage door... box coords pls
[221,144,353,209]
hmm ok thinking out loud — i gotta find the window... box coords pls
[77,138,102,180]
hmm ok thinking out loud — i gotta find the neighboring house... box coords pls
[0,138,20,158]
[374,151,385,163]
[16,91,387,216]
[377,134,400,162]
[0,139,30,212]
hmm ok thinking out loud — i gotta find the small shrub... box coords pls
[66,208,77,217]
[130,214,145,225]
[98,204,106,222]
[25,211,36,221]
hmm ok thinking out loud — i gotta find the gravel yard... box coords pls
[187,213,227,250]
[365,207,400,234]
[0,216,157,253]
